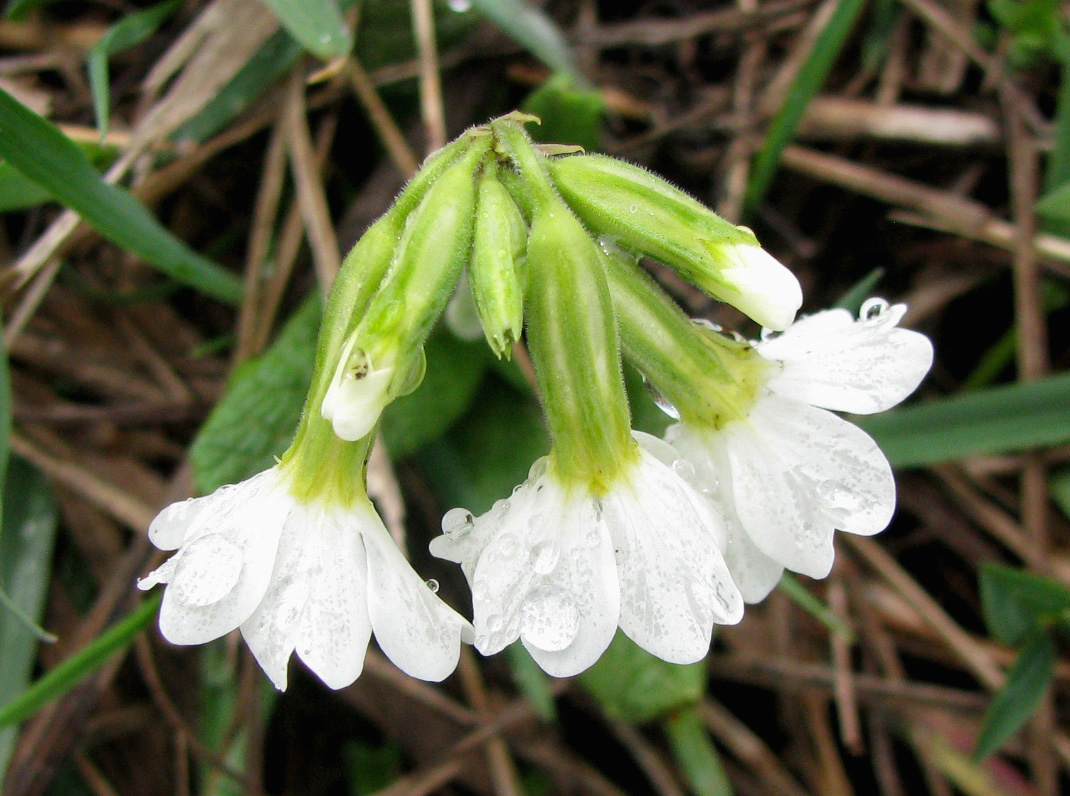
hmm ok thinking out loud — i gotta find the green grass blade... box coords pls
[0,593,160,729]
[663,706,734,796]
[0,163,53,213]
[257,0,352,60]
[0,459,59,787]
[469,0,585,86]
[88,0,181,140]
[0,88,243,304]
[974,631,1056,760]
[778,572,856,641]
[1046,50,1070,191]
[744,0,867,210]
[858,373,1070,468]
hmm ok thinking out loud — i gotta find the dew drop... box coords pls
[641,374,680,419]
[672,458,696,483]
[584,530,600,549]
[487,614,504,632]
[521,586,579,652]
[817,481,852,510]
[628,204,638,213]
[498,533,517,558]
[860,297,889,321]
[425,579,440,593]
[318,33,331,45]
[447,0,472,11]
[442,507,474,537]
[530,541,560,574]
[528,457,549,481]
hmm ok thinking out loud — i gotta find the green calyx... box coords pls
[601,241,770,429]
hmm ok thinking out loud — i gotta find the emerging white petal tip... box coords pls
[716,242,802,331]
[321,336,394,442]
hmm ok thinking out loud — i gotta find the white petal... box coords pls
[719,517,784,604]
[320,335,394,442]
[759,304,933,414]
[364,509,469,682]
[608,449,741,665]
[713,243,802,331]
[294,507,373,690]
[157,480,292,645]
[760,397,896,536]
[148,471,276,550]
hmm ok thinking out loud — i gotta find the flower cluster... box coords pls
[139,113,932,689]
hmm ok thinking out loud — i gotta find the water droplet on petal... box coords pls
[528,457,548,481]
[487,614,504,632]
[860,297,889,322]
[584,529,600,548]
[442,507,474,537]
[529,541,560,574]
[641,373,680,419]
[672,458,696,482]
[521,585,579,652]
[425,579,440,593]
[498,533,516,558]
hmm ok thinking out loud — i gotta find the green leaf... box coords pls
[0,88,243,304]
[0,593,159,730]
[523,74,605,153]
[468,0,585,86]
[190,297,320,494]
[1036,179,1070,239]
[778,572,856,641]
[0,162,53,213]
[663,706,734,796]
[1050,467,1070,521]
[88,1,181,140]
[857,372,1070,468]
[1046,53,1070,191]
[3,0,59,21]
[833,267,885,313]
[745,0,867,210]
[979,562,1070,646]
[974,631,1056,760]
[381,329,490,459]
[257,0,352,60]
[580,632,705,724]
[0,458,58,789]
[343,740,405,795]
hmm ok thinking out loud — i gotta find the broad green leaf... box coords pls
[858,372,1070,468]
[0,163,52,212]
[257,0,352,60]
[523,74,605,153]
[0,593,159,729]
[468,0,585,86]
[381,330,490,459]
[190,297,320,493]
[979,562,1070,646]
[88,0,181,140]
[974,631,1056,760]
[0,89,243,304]
[579,632,705,724]
[663,706,734,796]
[0,458,58,789]
[745,0,867,210]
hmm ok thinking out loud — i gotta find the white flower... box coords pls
[430,433,743,677]
[138,467,472,690]
[320,333,395,442]
[666,299,933,603]
[714,242,802,332]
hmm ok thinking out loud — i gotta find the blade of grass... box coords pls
[0,88,243,304]
[663,706,734,796]
[744,0,867,210]
[778,572,856,641]
[257,0,352,60]
[469,0,586,87]
[88,0,182,141]
[0,593,160,729]
[858,372,1070,468]
[0,459,59,789]
[1045,48,1070,191]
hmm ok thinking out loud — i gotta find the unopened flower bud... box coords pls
[548,154,801,330]
[468,167,527,358]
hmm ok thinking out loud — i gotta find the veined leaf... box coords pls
[858,372,1070,468]
[974,631,1056,760]
[0,88,243,304]
[257,0,352,60]
[88,0,181,140]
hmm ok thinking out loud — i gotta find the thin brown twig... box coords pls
[409,0,446,152]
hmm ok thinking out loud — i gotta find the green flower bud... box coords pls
[548,154,802,330]
[320,135,490,442]
[599,239,767,428]
[468,165,527,358]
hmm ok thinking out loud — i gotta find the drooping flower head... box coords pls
[431,120,744,676]
[604,245,933,602]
